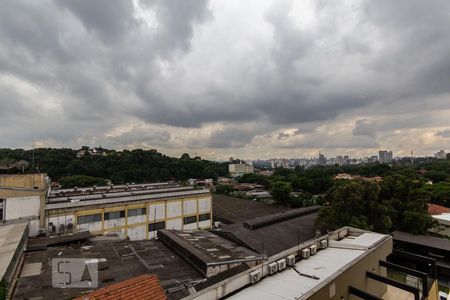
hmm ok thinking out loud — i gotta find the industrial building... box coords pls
[1,174,213,240]
[45,182,212,240]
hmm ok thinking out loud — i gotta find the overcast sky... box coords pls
[1,0,450,160]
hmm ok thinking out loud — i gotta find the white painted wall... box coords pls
[166,201,182,218]
[166,218,182,230]
[183,222,198,230]
[198,220,211,229]
[105,228,126,238]
[127,214,146,225]
[149,203,165,221]
[128,225,146,240]
[28,219,40,236]
[104,218,125,229]
[47,214,75,233]
[77,221,102,232]
[5,196,40,220]
[183,199,197,215]
[198,198,211,213]
[149,230,157,239]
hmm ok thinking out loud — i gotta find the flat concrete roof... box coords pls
[14,238,202,300]
[158,230,262,269]
[228,232,389,300]
[0,222,28,281]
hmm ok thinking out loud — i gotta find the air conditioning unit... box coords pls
[286,254,296,266]
[309,245,317,255]
[268,262,278,274]
[301,248,311,259]
[249,270,261,283]
[277,259,286,271]
[320,239,328,249]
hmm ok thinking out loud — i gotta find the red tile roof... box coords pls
[76,274,166,300]
[427,203,450,215]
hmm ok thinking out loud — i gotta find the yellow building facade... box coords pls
[45,186,212,240]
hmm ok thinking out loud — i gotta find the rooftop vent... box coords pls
[286,254,296,266]
[301,248,311,259]
[249,270,261,283]
[268,262,278,274]
[277,259,287,271]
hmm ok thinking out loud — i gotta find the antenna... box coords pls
[32,142,35,173]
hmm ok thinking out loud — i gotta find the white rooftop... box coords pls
[228,232,387,300]
[432,213,450,222]
[0,222,28,281]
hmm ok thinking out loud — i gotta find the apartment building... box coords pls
[228,163,254,177]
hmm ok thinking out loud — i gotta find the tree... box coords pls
[270,181,292,205]
[181,153,191,160]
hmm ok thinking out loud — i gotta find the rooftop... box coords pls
[228,232,389,300]
[46,186,209,210]
[14,238,202,300]
[213,206,320,257]
[427,203,450,215]
[212,194,287,224]
[0,222,28,282]
[393,230,450,252]
[158,230,262,276]
[49,182,179,198]
[76,274,167,300]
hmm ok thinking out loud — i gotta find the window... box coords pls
[198,213,211,221]
[0,208,3,221]
[127,208,146,217]
[104,211,125,220]
[183,216,197,225]
[77,214,101,224]
[149,221,165,231]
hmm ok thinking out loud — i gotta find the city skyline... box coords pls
[1,1,450,161]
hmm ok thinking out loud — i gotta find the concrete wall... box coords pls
[4,196,40,220]
[0,174,47,189]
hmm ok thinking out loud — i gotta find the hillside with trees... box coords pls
[0,147,228,187]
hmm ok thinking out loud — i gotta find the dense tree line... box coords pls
[236,159,450,235]
[0,148,228,185]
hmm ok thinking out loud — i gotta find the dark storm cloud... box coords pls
[353,119,377,138]
[0,0,449,154]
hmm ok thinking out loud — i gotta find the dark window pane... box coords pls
[127,208,146,217]
[104,211,125,220]
[198,213,211,221]
[149,221,165,231]
[77,214,102,224]
[183,216,197,225]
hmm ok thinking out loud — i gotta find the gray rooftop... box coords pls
[13,238,202,300]
[0,222,28,282]
[213,206,320,257]
[158,230,262,276]
[46,188,210,210]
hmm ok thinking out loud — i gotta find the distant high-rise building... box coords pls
[435,150,447,159]
[378,150,393,163]
[317,153,327,166]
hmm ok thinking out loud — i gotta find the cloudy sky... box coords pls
[1,0,450,160]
